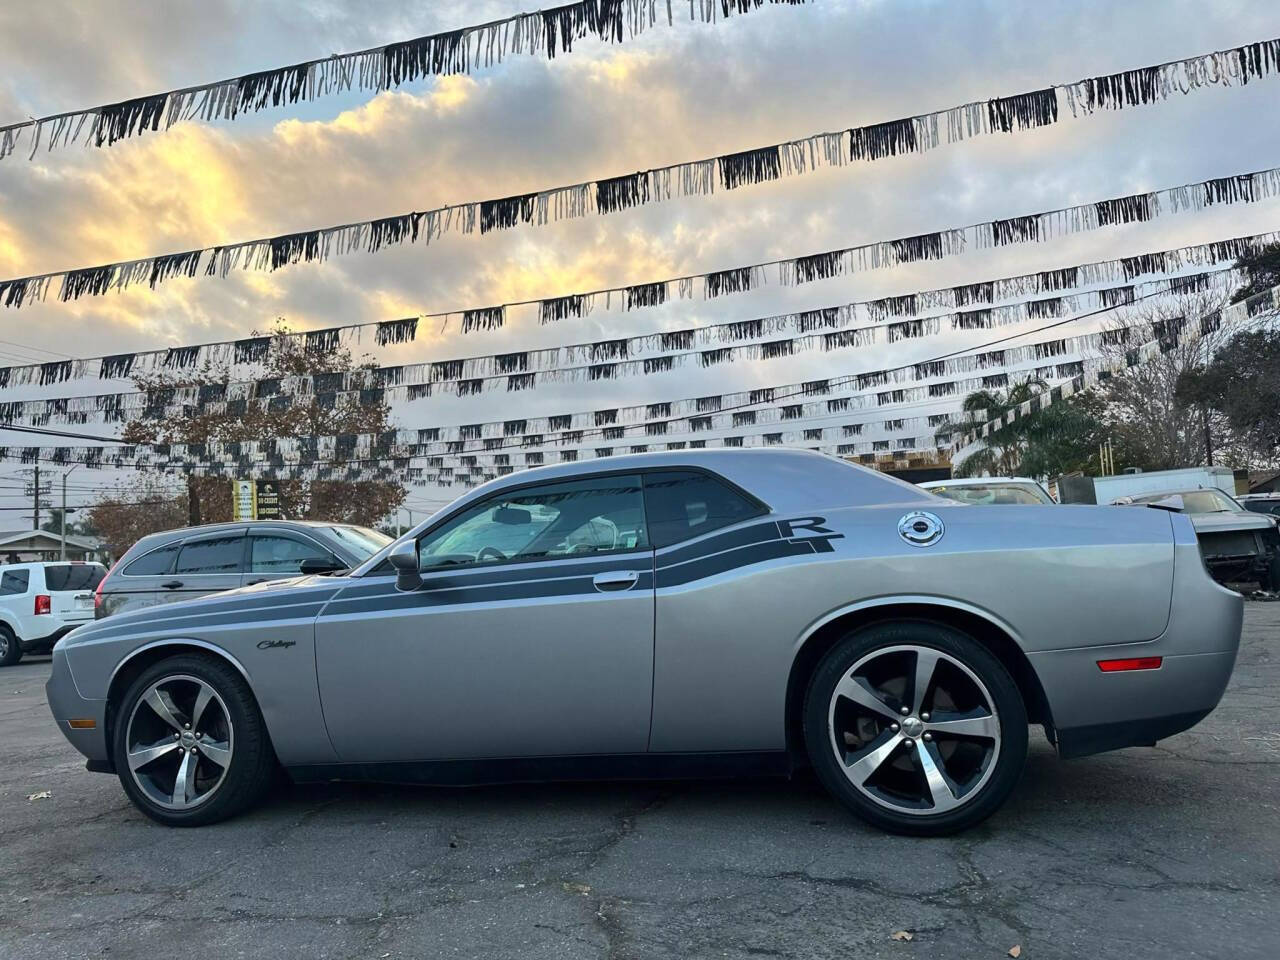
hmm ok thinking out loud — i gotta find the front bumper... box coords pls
[1030,521,1244,759]
[45,646,112,772]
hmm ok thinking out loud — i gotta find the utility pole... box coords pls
[31,462,39,532]
[60,466,78,561]
[1203,407,1214,467]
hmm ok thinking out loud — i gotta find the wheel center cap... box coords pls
[900,716,925,739]
[180,731,197,749]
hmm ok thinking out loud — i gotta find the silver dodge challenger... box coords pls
[47,449,1243,835]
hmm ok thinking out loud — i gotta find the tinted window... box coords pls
[123,544,178,577]
[643,470,764,548]
[418,474,649,571]
[44,564,106,591]
[0,570,29,595]
[175,536,245,575]
[250,536,331,574]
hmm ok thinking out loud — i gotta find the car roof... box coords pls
[125,519,343,551]
[0,560,105,569]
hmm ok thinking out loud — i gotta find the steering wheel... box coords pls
[477,546,508,562]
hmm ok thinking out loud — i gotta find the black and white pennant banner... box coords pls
[952,285,1280,456]
[0,1,808,159]
[0,161,1274,314]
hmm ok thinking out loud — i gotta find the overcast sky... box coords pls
[0,0,1277,523]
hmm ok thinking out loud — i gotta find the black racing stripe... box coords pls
[654,521,781,567]
[656,538,824,588]
[86,602,330,641]
[324,571,656,617]
[336,556,652,599]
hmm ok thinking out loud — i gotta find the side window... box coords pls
[249,536,332,574]
[175,535,245,575]
[123,544,178,577]
[418,474,649,571]
[643,470,765,548]
[0,570,29,595]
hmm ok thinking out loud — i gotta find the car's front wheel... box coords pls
[112,653,276,826]
[803,621,1028,836]
[0,625,21,666]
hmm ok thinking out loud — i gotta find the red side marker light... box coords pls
[1097,657,1163,672]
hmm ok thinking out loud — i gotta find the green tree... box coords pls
[1178,328,1280,467]
[1229,242,1280,305]
[944,378,1047,477]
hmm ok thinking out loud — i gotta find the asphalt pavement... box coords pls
[1,606,1277,960]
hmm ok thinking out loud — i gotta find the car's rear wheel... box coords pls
[0,625,21,666]
[112,654,276,826]
[803,621,1027,836]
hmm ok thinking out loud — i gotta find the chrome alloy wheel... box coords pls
[124,675,234,811]
[827,644,1001,815]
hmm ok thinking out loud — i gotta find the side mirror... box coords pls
[387,539,422,592]
[299,556,344,575]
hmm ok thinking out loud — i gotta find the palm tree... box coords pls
[944,377,1047,478]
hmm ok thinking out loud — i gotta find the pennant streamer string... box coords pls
[0,0,808,159]
[0,161,1276,312]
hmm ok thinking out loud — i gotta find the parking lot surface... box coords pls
[1,606,1277,960]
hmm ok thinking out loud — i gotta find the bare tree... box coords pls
[1093,291,1230,471]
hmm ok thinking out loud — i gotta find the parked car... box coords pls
[1114,489,1280,590]
[1239,492,1280,518]
[0,561,107,666]
[48,449,1241,835]
[919,476,1056,505]
[95,521,392,619]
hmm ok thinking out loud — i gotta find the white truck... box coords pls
[1090,466,1237,504]
[0,562,107,666]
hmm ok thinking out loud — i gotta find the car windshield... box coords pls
[324,525,393,560]
[1132,490,1240,513]
[927,483,1052,506]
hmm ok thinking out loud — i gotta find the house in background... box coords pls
[0,530,104,564]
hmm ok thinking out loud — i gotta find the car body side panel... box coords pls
[57,578,345,765]
[649,503,1176,753]
[312,556,656,762]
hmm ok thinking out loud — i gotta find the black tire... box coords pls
[803,621,1028,836]
[1266,553,1280,593]
[112,654,277,827]
[0,625,22,667]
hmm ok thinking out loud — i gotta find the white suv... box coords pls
[0,562,106,666]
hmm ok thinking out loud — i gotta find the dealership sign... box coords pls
[231,479,282,520]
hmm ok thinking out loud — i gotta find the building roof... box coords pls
[0,529,100,550]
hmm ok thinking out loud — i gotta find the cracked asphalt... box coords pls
[1,607,1277,960]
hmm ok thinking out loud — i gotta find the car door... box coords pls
[315,472,656,762]
[244,529,341,585]
[163,531,248,603]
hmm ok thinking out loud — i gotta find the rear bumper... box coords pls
[22,623,83,652]
[45,647,112,772]
[1030,526,1243,759]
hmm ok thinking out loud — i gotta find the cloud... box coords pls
[0,0,1278,505]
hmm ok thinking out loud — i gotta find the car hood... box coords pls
[1188,512,1275,533]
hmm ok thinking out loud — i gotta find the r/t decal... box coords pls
[778,516,845,553]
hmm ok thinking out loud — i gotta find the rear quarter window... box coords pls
[122,543,179,577]
[0,570,30,595]
[44,564,106,591]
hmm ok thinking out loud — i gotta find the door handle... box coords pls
[592,570,639,592]
[246,578,267,585]
[160,580,184,590]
